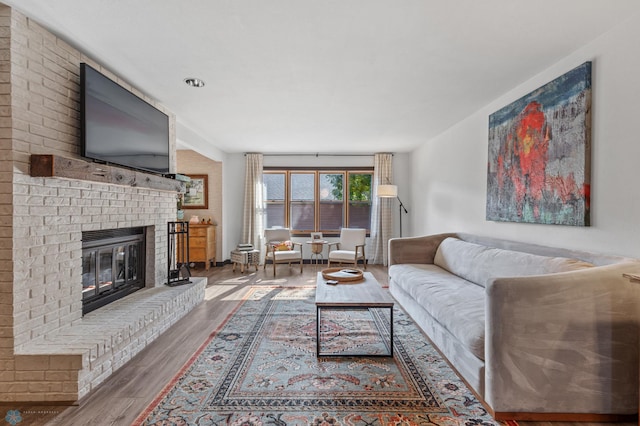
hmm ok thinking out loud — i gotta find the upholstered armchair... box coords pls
[263,228,303,276]
[327,228,367,269]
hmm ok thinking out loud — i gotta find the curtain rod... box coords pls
[244,153,393,157]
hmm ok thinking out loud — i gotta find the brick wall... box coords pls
[0,5,14,386]
[0,5,188,402]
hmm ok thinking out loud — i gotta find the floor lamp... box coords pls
[377,184,408,237]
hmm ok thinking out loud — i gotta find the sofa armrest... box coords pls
[388,233,455,266]
[485,263,640,414]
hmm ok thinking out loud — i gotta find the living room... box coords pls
[1,1,640,425]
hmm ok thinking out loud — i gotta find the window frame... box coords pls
[263,167,373,236]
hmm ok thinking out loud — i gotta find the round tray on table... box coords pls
[321,267,364,283]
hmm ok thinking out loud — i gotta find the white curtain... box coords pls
[369,153,393,265]
[241,153,264,257]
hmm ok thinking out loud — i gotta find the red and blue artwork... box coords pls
[486,62,591,226]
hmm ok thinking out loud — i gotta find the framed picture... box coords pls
[310,232,323,241]
[486,62,591,226]
[183,174,208,209]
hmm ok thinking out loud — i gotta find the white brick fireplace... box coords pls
[0,5,205,402]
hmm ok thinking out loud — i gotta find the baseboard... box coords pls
[0,401,78,406]
[217,259,369,267]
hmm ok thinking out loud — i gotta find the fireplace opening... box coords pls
[82,227,146,315]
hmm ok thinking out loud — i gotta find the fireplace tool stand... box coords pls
[167,221,191,286]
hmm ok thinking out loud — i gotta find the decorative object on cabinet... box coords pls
[166,221,191,286]
[183,174,208,209]
[182,224,216,270]
[486,61,592,226]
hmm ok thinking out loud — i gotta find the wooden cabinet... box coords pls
[187,224,216,270]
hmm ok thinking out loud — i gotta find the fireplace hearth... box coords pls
[82,227,146,315]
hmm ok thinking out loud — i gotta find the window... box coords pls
[263,169,372,235]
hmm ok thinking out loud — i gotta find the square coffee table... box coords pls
[315,271,394,357]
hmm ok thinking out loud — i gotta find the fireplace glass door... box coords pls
[82,228,145,315]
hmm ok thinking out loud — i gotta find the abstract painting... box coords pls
[486,62,591,226]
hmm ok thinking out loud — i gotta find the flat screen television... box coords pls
[80,63,170,174]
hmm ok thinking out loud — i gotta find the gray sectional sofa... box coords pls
[388,232,640,420]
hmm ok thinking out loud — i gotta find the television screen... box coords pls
[80,63,170,174]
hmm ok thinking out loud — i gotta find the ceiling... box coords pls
[3,1,640,156]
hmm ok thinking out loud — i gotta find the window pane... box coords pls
[320,202,343,230]
[264,173,286,228]
[348,173,372,230]
[291,174,314,201]
[348,173,372,202]
[319,173,343,230]
[266,203,285,228]
[319,174,343,201]
[290,174,315,231]
[264,173,285,201]
[291,202,314,230]
[348,201,371,229]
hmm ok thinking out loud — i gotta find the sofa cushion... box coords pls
[389,263,485,360]
[434,237,594,288]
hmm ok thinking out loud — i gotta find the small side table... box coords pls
[305,240,328,266]
[231,249,260,273]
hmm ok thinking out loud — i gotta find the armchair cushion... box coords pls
[329,249,362,262]
[338,228,366,251]
[273,241,292,251]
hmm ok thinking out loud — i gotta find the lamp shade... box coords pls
[377,184,398,198]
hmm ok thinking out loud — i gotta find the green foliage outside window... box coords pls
[326,173,371,201]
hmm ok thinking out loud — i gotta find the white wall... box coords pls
[410,12,640,257]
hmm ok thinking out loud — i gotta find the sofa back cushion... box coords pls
[434,237,593,287]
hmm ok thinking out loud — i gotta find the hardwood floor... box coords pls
[4,263,635,426]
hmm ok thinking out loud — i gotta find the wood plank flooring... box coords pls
[3,263,635,426]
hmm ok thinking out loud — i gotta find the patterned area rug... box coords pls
[134,287,510,426]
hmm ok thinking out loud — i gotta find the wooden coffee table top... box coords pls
[315,271,394,307]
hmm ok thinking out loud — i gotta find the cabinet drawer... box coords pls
[190,227,209,237]
[190,247,207,261]
[189,237,206,248]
